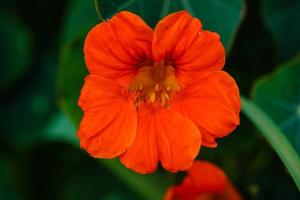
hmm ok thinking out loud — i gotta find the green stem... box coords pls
[241,96,300,190]
[94,0,105,22]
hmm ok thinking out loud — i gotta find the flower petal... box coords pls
[84,11,153,86]
[152,11,198,61]
[78,75,137,158]
[120,106,201,174]
[152,11,225,84]
[156,109,201,172]
[164,161,229,200]
[172,71,241,147]
[164,178,199,200]
[187,161,228,193]
[119,108,159,174]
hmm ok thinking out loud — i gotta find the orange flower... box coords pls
[78,10,241,173]
[164,160,243,200]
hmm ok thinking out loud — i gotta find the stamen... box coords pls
[128,60,181,108]
[149,92,156,103]
[155,84,159,91]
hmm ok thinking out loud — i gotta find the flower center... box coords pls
[128,60,181,108]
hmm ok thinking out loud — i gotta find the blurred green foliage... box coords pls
[0,13,32,94]
[1,0,300,199]
[262,0,300,62]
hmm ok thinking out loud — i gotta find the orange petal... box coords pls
[187,161,228,193]
[119,108,159,174]
[164,178,199,200]
[84,11,153,86]
[152,11,198,61]
[172,71,241,147]
[152,11,225,85]
[164,160,243,200]
[78,75,137,158]
[120,106,201,173]
[156,109,201,172]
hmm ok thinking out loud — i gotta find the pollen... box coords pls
[128,60,181,107]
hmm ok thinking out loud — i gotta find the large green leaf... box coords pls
[252,55,300,155]
[262,0,300,62]
[60,0,99,44]
[246,54,300,189]
[170,0,244,51]
[0,13,32,94]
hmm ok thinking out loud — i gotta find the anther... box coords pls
[128,61,181,108]
[164,92,170,100]
[149,92,156,103]
[155,84,159,91]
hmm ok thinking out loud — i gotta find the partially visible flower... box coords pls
[78,10,241,174]
[165,160,243,200]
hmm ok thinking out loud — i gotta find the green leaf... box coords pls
[262,0,300,62]
[170,0,245,51]
[0,13,32,93]
[60,0,99,44]
[241,97,300,190]
[252,55,300,155]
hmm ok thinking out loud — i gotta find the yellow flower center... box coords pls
[128,60,181,108]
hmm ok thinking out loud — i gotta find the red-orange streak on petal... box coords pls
[172,71,241,148]
[78,75,137,158]
[152,10,225,85]
[121,105,201,174]
[84,11,153,86]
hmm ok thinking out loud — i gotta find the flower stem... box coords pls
[94,0,105,22]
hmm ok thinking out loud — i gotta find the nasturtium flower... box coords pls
[78,10,241,174]
[164,160,243,200]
